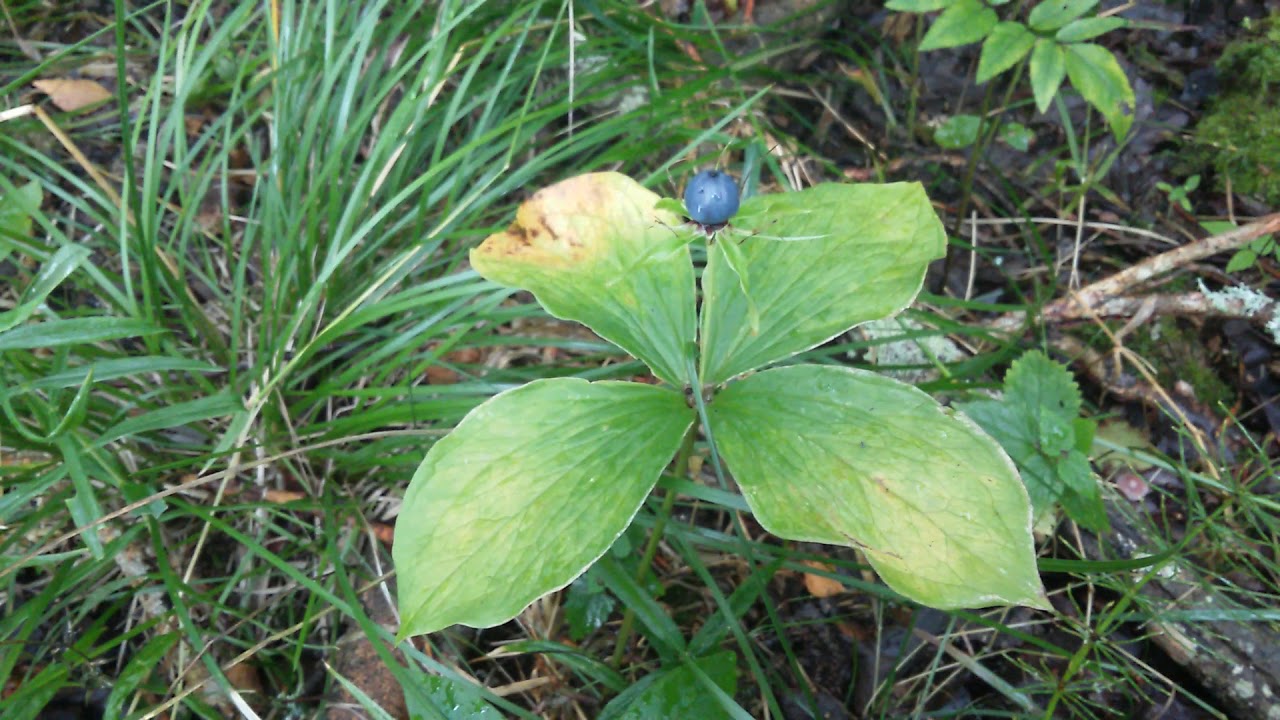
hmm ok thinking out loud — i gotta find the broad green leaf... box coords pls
[0,317,166,350]
[1000,122,1035,151]
[885,0,954,10]
[599,651,738,720]
[1029,39,1066,114]
[1063,43,1135,140]
[471,172,696,386]
[707,365,1047,609]
[918,0,997,52]
[713,239,759,335]
[976,22,1036,83]
[699,183,945,385]
[394,379,693,637]
[1055,15,1126,42]
[1225,249,1258,273]
[1027,0,1098,32]
[934,114,983,149]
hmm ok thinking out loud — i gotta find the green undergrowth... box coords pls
[1188,14,1280,205]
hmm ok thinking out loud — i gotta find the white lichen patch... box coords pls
[1198,280,1280,344]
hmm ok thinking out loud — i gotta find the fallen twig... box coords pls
[986,213,1280,334]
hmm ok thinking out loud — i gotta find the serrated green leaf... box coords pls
[919,0,997,51]
[394,379,693,637]
[885,0,955,11]
[1063,43,1135,141]
[599,651,738,720]
[977,22,1036,83]
[471,172,696,386]
[1055,15,1126,42]
[699,183,945,385]
[1057,450,1108,532]
[957,351,1092,526]
[708,365,1047,610]
[1029,39,1067,114]
[1027,0,1098,32]
[934,114,983,149]
[1004,351,1080,454]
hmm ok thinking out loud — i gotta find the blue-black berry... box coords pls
[683,170,740,227]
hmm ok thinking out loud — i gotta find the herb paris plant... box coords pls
[394,172,1048,638]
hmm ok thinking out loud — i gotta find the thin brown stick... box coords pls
[987,213,1280,334]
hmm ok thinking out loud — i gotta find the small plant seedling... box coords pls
[393,172,1048,639]
[1156,174,1200,213]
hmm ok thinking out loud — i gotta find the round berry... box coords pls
[683,170,740,227]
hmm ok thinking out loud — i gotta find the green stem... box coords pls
[609,423,696,668]
[949,1,1030,237]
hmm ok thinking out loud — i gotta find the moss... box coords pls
[1186,16,1280,204]
[1126,318,1236,412]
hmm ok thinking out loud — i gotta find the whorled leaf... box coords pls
[394,378,693,637]
[699,182,945,385]
[471,172,696,387]
[706,365,1048,609]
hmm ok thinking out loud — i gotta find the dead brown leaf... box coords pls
[32,78,112,112]
[800,560,844,599]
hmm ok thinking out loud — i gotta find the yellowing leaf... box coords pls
[32,78,112,112]
[471,172,696,386]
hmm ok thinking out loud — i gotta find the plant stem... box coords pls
[609,423,696,668]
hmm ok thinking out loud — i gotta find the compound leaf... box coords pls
[919,0,997,51]
[1063,43,1135,141]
